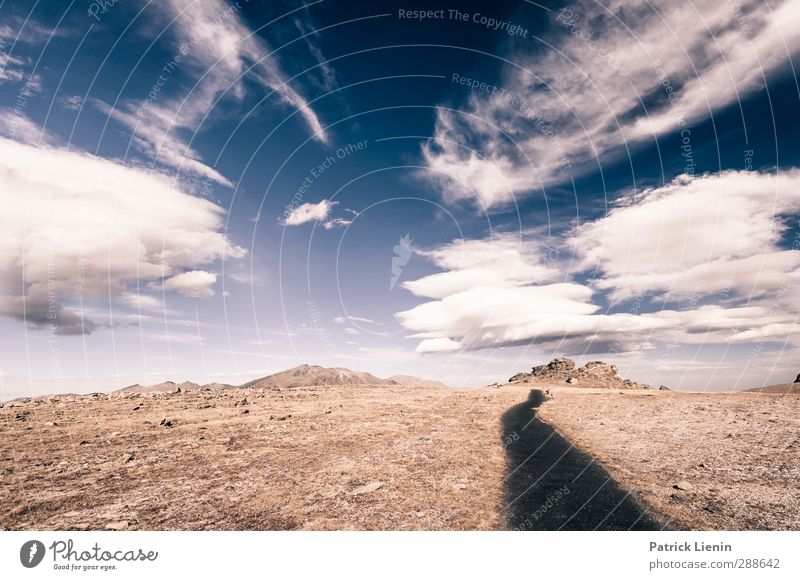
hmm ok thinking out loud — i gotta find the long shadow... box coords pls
[502,390,663,530]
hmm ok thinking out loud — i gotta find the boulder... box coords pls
[531,357,576,377]
[795,373,800,384]
[659,385,671,391]
[351,482,383,496]
[581,361,619,376]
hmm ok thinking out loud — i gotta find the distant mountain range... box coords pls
[116,364,448,393]
[387,375,450,389]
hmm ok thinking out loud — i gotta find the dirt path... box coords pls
[502,390,665,530]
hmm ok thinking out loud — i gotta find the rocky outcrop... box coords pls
[507,358,649,389]
[529,357,575,379]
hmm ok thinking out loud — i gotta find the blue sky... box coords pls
[1,0,799,398]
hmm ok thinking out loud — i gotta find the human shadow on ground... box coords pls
[502,389,664,530]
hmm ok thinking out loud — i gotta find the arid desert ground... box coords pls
[1,365,798,531]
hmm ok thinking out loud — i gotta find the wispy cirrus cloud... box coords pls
[0,19,58,86]
[424,0,800,207]
[97,0,328,185]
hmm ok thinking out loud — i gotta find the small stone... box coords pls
[132,405,141,411]
[123,453,135,463]
[566,377,578,384]
[105,521,129,531]
[674,481,694,491]
[454,483,467,490]
[242,409,249,414]
[159,418,174,428]
[351,482,383,495]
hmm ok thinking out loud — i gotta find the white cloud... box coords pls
[414,337,463,353]
[0,108,53,145]
[398,282,607,352]
[396,171,800,354]
[96,0,327,184]
[0,137,245,334]
[334,315,379,325]
[0,20,56,87]
[402,233,562,299]
[0,53,27,83]
[323,218,352,230]
[424,0,800,206]
[163,270,218,298]
[119,292,164,312]
[59,95,83,111]
[575,170,800,300]
[283,200,336,226]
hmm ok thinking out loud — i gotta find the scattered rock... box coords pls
[270,414,291,421]
[351,482,383,495]
[159,418,174,428]
[105,521,129,531]
[674,481,694,491]
[659,385,671,391]
[242,409,250,415]
[234,398,248,407]
[454,483,467,490]
[132,405,141,411]
[566,377,578,384]
[123,453,135,463]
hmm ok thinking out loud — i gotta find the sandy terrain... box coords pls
[538,387,800,530]
[0,385,523,530]
[2,381,798,531]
